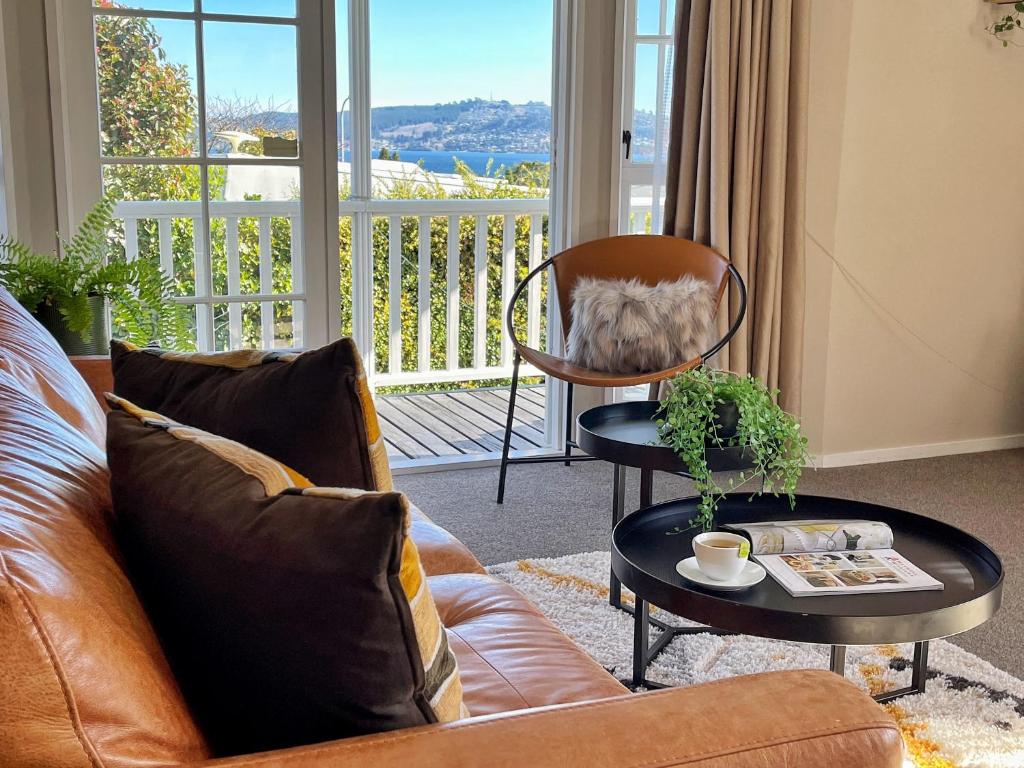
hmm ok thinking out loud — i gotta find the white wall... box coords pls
[0,0,58,252]
[0,114,8,235]
[803,0,1024,463]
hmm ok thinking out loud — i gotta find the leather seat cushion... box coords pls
[428,574,626,716]
[0,288,106,448]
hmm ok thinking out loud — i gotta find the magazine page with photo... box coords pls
[757,549,943,597]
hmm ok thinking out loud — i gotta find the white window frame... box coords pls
[610,0,674,236]
[47,0,331,351]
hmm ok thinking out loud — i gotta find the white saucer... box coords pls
[675,557,766,591]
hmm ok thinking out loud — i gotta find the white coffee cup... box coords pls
[692,532,751,581]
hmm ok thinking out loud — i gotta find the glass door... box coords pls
[616,0,675,236]
[612,0,676,404]
[53,0,565,468]
[79,0,328,350]
[338,0,558,466]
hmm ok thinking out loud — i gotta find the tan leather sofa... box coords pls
[0,289,903,767]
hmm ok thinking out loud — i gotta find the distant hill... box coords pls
[254,98,655,157]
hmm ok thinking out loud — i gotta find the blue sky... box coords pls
[139,0,555,111]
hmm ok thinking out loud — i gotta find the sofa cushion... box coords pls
[0,288,106,448]
[110,338,392,491]
[428,573,627,715]
[106,396,466,755]
[0,372,209,768]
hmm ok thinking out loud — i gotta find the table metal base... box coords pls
[609,464,735,688]
[628,597,930,700]
[608,464,655,610]
[610,464,933,700]
[626,596,734,689]
[830,641,930,702]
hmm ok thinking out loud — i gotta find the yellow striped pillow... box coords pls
[106,393,466,740]
[348,343,394,492]
[301,488,466,721]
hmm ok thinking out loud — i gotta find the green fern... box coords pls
[0,196,194,349]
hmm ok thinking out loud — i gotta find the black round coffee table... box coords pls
[612,494,1004,701]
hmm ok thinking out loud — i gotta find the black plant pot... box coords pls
[704,400,754,472]
[710,400,740,440]
[32,296,108,355]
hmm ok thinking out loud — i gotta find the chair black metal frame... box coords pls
[496,253,747,504]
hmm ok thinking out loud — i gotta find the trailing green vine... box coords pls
[987,2,1024,47]
[656,367,809,531]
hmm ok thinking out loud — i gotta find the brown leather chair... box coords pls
[497,234,746,503]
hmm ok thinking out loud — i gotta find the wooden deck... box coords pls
[378,385,547,466]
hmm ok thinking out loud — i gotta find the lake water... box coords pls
[340,149,550,175]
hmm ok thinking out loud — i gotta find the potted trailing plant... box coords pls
[0,197,193,354]
[656,367,809,531]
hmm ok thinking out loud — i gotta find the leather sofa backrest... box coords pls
[0,288,107,449]
[0,373,210,767]
[0,298,211,767]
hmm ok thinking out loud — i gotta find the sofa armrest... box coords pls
[190,670,902,768]
[68,355,113,412]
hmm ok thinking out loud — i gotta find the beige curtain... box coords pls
[663,0,809,414]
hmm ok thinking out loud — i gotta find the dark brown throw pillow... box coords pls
[110,338,392,491]
[105,396,465,756]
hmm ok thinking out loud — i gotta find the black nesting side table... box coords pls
[576,400,751,608]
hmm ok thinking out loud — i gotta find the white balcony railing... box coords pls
[115,199,304,353]
[113,197,548,389]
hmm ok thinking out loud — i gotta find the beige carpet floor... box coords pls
[396,448,1024,678]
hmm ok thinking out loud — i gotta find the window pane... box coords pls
[102,164,202,297]
[202,22,299,156]
[208,165,302,349]
[632,44,657,163]
[336,0,350,199]
[368,0,552,198]
[636,0,660,35]
[631,42,673,166]
[201,0,295,17]
[95,15,199,157]
[94,1,194,11]
[338,215,353,337]
[627,184,654,234]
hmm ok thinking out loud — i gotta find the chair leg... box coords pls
[564,381,574,466]
[496,354,521,504]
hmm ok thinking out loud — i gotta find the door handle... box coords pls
[622,129,632,160]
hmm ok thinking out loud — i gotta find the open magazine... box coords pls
[722,520,943,596]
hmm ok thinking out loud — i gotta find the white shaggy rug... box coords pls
[487,550,1024,768]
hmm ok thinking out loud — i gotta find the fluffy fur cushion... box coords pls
[565,276,716,373]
